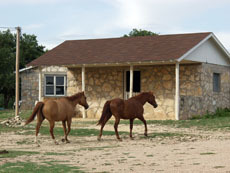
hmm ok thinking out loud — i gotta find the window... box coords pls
[126,71,141,92]
[213,73,220,92]
[45,75,66,96]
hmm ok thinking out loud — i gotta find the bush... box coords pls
[191,108,230,119]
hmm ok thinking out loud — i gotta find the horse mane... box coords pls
[66,92,83,102]
[131,92,152,105]
[132,92,150,100]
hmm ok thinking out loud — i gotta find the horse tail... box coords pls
[97,101,112,125]
[25,102,44,125]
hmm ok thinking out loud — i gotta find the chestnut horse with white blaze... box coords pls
[97,92,158,141]
[25,92,89,146]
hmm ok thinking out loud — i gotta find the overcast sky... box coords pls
[1,0,230,50]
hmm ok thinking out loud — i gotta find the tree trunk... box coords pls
[3,93,10,109]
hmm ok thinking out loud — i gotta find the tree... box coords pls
[0,30,46,108]
[124,28,159,37]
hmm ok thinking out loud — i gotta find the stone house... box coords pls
[20,32,230,120]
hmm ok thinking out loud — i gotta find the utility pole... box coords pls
[15,27,21,116]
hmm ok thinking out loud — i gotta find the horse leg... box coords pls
[61,120,67,143]
[130,118,134,140]
[49,121,58,145]
[65,119,72,143]
[35,114,44,147]
[138,116,148,137]
[97,115,112,141]
[114,117,122,141]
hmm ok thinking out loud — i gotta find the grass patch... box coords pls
[0,124,24,134]
[101,108,230,131]
[193,163,200,165]
[44,152,69,156]
[79,145,118,151]
[0,150,39,159]
[0,110,32,120]
[1,108,230,135]
[16,139,33,145]
[21,126,129,137]
[0,162,84,173]
[200,152,215,155]
[213,166,225,169]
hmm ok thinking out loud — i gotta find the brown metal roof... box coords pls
[28,32,211,66]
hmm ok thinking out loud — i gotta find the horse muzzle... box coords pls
[84,104,89,109]
[153,104,158,108]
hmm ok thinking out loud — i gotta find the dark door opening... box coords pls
[126,71,141,92]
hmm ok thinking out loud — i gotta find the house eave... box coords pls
[19,66,37,73]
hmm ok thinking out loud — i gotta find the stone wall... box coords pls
[21,63,230,120]
[68,65,177,119]
[140,65,175,119]
[179,64,203,119]
[67,63,230,120]
[20,66,67,110]
[67,67,123,118]
[201,63,230,113]
[21,68,39,110]
[179,63,230,119]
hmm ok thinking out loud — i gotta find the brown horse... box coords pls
[97,92,158,141]
[25,92,89,146]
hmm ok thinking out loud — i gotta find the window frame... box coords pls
[213,73,221,93]
[44,74,67,97]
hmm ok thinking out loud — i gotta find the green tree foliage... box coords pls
[124,28,159,37]
[0,30,46,108]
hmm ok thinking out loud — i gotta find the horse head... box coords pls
[147,92,158,108]
[79,92,89,109]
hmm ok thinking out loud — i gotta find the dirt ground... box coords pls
[1,122,230,173]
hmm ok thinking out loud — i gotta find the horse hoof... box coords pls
[66,140,70,143]
[144,134,148,137]
[117,138,122,142]
[97,137,101,141]
[61,139,65,142]
[130,137,134,140]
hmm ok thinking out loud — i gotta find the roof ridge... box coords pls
[64,32,212,42]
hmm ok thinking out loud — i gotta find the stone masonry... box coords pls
[21,63,230,120]
[21,66,67,110]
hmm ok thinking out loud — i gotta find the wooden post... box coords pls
[82,65,86,118]
[129,65,133,98]
[38,67,42,101]
[175,62,180,120]
[15,27,20,116]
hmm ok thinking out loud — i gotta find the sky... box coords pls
[1,0,230,51]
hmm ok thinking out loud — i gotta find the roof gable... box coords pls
[184,36,230,66]
[28,32,212,66]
